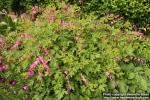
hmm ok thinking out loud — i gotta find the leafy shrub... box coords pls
[0,16,17,35]
[0,0,51,15]
[0,0,26,15]
[0,0,12,12]
[69,0,150,27]
[112,0,150,27]
[0,3,150,100]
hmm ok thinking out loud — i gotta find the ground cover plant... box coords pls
[0,1,150,100]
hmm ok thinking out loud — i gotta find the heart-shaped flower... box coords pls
[9,79,17,86]
[0,65,6,71]
[22,85,29,91]
[0,77,6,83]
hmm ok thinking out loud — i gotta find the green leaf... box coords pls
[140,77,147,91]
[118,80,128,93]
[70,93,80,100]
[128,72,135,79]
[0,91,18,100]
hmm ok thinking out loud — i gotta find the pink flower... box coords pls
[28,69,34,77]
[109,75,113,81]
[28,57,40,77]
[105,70,113,81]
[0,65,6,71]
[80,73,88,86]
[48,16,55,23]
[29,58,40,70]
[38,55,50,74]
[10,40,21,50]
[144,27,150,30]
[32,6,36,14]
[134,32,144,37]
[21,33,31,39]
[91,27,96,31]
[27,55,51,77]
[0,37,4,47]
[114,15,120,19]
[147,27,150,30]
[0,77,6,83]
[0,38,3,43]
[22,85,29,91]
[0,56,3,64]
[9,79,17,86]
[31,6,37,21]
[60,20,69,27]
[42,48,49,55]
[138,32,144,36]
[66,80,71,94]
[38,70,43,77]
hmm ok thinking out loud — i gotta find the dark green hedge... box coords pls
[66,0,150,27]
[0,0,150,27]
[0,0,51,14]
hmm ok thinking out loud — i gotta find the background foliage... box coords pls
[66,0,150,28]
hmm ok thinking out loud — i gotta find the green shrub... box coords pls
[0,0,12,13]
[71,0,150,27]
[0,3,150,100]
[0,16,17,35]
[0,0,51,15]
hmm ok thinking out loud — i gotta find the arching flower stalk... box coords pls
[60,20,70,28]
[66,80,71,94]
[21,33,32,39]
[64,70,69,79]
[28,55,51,77]
[31,5,37,21]
[0,65,6,71]
[38,69,43,78]
[137,32,144,36]
[105,70,113,81]
[0,64,8,72]
[80,73,88,87]
[48,9,55,23]
[28,57,40,77]
[38,55,51,75]
[10,40,21,50]
[63,70,71,94]
[0,77,6,83]
[0,37,5,49]
[144,27,150,31]
[0,56,3,64]
[42,48,49,55]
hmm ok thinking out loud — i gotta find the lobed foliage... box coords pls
[0,2,150,100]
